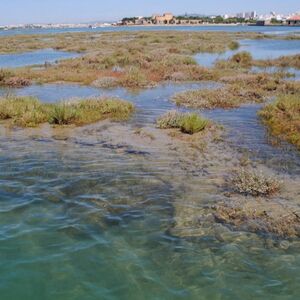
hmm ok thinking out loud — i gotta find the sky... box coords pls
[1,0,299,25]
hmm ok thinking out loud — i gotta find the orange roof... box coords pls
[288,15,300,20]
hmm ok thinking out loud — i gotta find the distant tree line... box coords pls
[121,15,257,25]
[176,15,256,24]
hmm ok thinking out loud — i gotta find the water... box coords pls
[252,66,300,81]
[0,82,219,123]
[0,49,80,68]
[1,25,300,37]
[196,39,300,67]
[1,33,300,299]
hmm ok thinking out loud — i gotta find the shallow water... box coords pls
[0,82,218,123]
[195,39,300,67]
[0,49,80,68]
[1,36,300,299]
[1,25,300,37]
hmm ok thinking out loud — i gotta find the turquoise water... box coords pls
[1,34,300,299]
[0,81,300,299]
[0,49,80,68]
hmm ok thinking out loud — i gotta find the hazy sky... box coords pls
[1,0,299,25]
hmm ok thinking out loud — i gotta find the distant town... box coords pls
[120,11,300,26]
[1,10,300,30]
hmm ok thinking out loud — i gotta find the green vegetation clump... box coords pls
[0,96,49,127]
[228,41,240,51]
[231,168,281,197]
[156,110,183,129]
[180,113,208,134]
[0,96,135,127]
[259,94,300,149]
[157,111,208,134]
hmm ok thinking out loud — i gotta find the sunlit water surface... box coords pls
[0,49,80,68]
[0,36,300,300]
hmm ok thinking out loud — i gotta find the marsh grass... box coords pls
[215,51,253,69]
[157,111,208,134]
[156,110,184,129]
[119,67,150,88]
[0,96,135,127]
[48,98,135,126]
[231,168,281,197]
[172,85,264,109]
[0,96,49,127]
[259,94,300,149]
[173,73,292,109]
[0,69,31,87]
[3,31,299,92]
[231,51,253,67]
[1,31,264,88]
[254,54,300,69]
[180,113,208,134]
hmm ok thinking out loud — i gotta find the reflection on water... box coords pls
[196,39,300,67]
[0,49,80,68]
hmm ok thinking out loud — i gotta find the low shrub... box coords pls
[231,168,281,196]
[228,41,240,50]
[0,96,135,127]
[156,110,183,129]
[230,51,253,67]
[259,94,300,149]
[157,111,208,134]
[180,113,208,134]
[49,102,78,125]
[49,98,135,125]
[119,67,149,88]
[0,96,49,127]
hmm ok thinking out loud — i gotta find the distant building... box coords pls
[152,13,174,24]
[287,15,300,25]
[236,11,257,20]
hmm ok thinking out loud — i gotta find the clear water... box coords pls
[0,82,219,123]
[1,25,300,37]
[1,37,300,300]
[0,49,80,68]
[195,39,300,67]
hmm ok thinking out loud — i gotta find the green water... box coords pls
[0,119,300,300]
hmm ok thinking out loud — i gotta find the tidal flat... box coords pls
[0,30,300,299]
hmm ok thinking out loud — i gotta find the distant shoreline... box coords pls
[117,23,246,28]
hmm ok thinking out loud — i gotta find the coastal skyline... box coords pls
[1,0,299,25]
